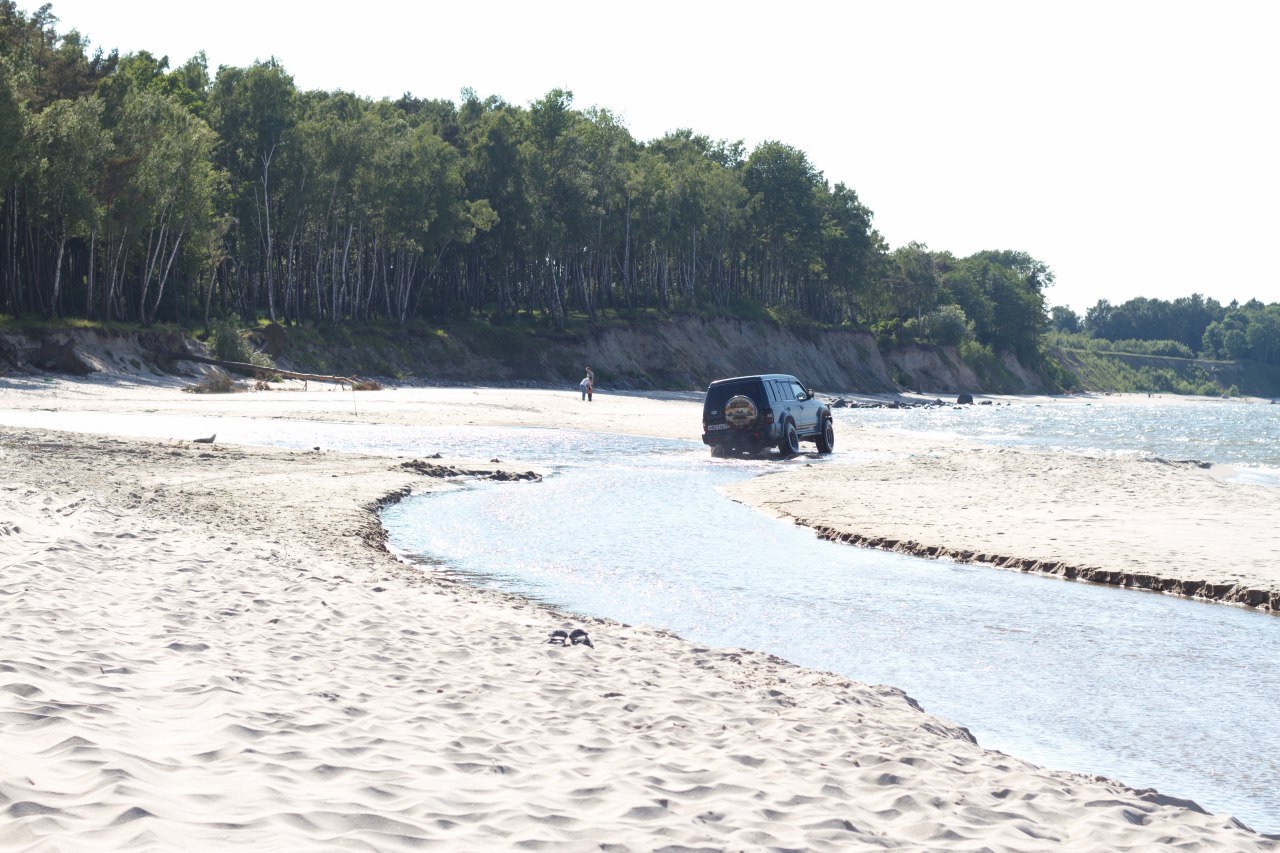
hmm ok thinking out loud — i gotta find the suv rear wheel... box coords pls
[816,418,835,453]
[778,421,800,456]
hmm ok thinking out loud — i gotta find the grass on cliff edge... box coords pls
[0,316,186,335]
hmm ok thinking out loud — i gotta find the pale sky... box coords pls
[43,0,1280,313]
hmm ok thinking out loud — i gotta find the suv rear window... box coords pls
[704,379,764,414]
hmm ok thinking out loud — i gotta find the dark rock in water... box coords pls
[979,399,993,405]
[819,397,972,411]
[400,459,541,482]
[489,469,541,482]
[1148,457,1213,470]
[957,393,974,405]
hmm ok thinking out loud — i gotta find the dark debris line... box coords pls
[399,460,541,482]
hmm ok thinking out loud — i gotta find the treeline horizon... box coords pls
[1,3,1276,371]
[1050,295,1280,366]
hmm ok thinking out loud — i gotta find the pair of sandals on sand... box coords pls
[547,628,593,648]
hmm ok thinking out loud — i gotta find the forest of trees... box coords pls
[1050,295,1280,367]
[0,3,1060,362]
[3,3,1276,376]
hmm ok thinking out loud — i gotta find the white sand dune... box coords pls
[0,379,1275,850]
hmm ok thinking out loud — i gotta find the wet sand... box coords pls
[728,412,1280,612]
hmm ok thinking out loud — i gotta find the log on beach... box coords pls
[175,352,359,385]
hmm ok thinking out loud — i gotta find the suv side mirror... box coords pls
[805,389,815,400]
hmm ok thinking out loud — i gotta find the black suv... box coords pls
[701,374,834,457]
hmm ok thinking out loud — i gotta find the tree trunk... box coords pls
[48,233,66,319]
[261,144,277,324]
[145,231,183,325]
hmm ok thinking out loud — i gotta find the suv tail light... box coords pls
[761,409,774,425]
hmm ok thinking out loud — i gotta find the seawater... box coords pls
[842,396,1280,481]
[2,399,1278,832]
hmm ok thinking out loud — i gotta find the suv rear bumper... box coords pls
[702,423,780,451]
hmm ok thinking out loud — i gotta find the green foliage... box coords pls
[1037,351,1078,393]
[1082,359,1221,394]
[208,317,244,361]
[207,317,270,368]
[918,304,973,347]
[1047,330,1194,358]
[764,304,823,338]
[4,2,1274,396]
[0,63,28,191]
[1043,340,1268,396]
[1201,302,1280,364]
[1049,305,1081,333]
[958,339,996,373]
[872,318,904,350]
[1084,293,1224,354]
[1079,293,1280,368]
[0,11,888,332]
[938,252,1047,362]
[452,317,542,370]
[0,314,122,333]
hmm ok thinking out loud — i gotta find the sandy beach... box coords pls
[729,404,1280,612]
[1,376,1276,850]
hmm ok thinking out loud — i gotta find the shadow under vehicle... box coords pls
[701,374,834,457]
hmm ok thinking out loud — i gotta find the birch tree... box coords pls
[30,95,106,316]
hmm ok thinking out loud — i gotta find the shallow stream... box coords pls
[381,428,1280,834]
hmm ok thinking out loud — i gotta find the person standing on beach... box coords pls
[579,374,591,401]
[584,367,595,402]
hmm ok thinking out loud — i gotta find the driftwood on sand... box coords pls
[175,352,358,385]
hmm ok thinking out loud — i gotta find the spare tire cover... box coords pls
[723,394,758,429]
